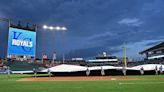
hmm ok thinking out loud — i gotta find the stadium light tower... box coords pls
[42,25,67,64]
[0,17,11,60]
[43,25,67,31]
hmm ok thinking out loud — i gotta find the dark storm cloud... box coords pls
[0,0,164,59]
[64,0,164,58]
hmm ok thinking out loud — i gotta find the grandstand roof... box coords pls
[139,41,164,54]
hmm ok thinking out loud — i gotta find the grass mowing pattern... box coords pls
[0,74,164,92]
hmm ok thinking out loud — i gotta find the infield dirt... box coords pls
[17,76,143,81]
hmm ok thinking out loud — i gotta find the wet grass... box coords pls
[0,74,164,92]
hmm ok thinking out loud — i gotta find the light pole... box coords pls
[42,25,67,64]
[0,17,11,61]
[123,43,127,67]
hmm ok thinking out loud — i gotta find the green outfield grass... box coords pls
[0,74,164,92]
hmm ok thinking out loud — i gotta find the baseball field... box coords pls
[0,74,164,92]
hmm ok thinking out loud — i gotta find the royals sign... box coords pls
[7,27,36,56]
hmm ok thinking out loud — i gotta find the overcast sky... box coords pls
[0,0,164,60]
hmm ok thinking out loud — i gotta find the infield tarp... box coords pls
[39,64,164,73]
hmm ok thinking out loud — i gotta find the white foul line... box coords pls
[119,82,164,85]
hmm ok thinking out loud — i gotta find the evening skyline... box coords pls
[0,0,164,60]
